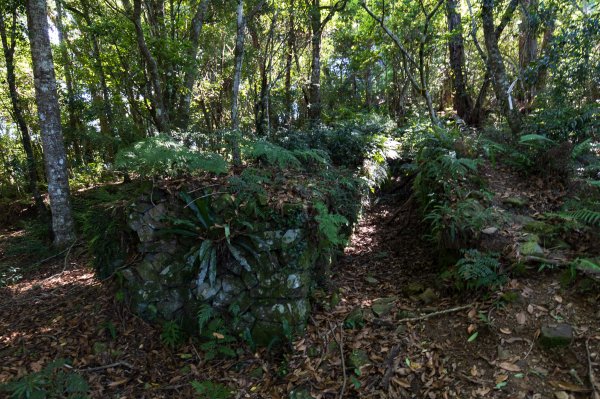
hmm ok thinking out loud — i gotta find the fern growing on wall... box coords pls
[115,134,228,177]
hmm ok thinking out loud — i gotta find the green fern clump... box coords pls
[455,250,506,290]
[160,320,183,348]
[1,359,89,399]
[115,134,228,177]
[196,304,237,360]
[314,202,349,247]
[245,140,329,170]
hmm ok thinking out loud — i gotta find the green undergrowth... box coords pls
[401,112,600,292]
[0,359,89,399]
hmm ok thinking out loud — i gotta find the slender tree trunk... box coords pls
[284,0,294,127]
[518,0,538,104]
[535,18,555,95]
[308,0,322,127]
[177,0,209,130]
[55,0,85,164]
[0,11,45,215]
[481,0,522,135]
[230,0,245,166]
[446,0,472,120]
[126,0,169,132]
[79,0,114,157]
[470,69,491,126]
[26,0,75,246]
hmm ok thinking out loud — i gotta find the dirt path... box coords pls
[1,186,599,398]
[285,184,599,398]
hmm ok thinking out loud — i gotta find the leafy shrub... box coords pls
[1,359,89,399]
[73,184,148,279]
[313,202,349,247]
[3,219,53,260]
[164,191,259,290]
[424,199,495,248]
[410,126,493,248]
[196,304,237,360]
[273,115,398,171]
[558,208,600,227]
[115,134,228,177]
[191,380,232,399]
[245,140,328,170]
[451,250,506,290]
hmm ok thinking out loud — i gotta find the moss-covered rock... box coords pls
[539,323,573,349]
[523,221,557,236]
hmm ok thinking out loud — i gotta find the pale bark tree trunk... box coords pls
[481,0,522,135]
[284,0,295,127]
[466,0,517,126]
[446,0,472,120]
[231,0,265,165]
[308,0,322,127]
[231,0,245,166]
[26,0,75,246]
[0,10,45,215]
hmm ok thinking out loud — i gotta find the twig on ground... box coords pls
[523,335,536,360]
[330,322,347,399]
[523,256,565,265]
[27,242,77,273]
[397,304,472,323]
[586,338,600,399]
[386,194,414,225]
[75,360,135,372]
[62,240,77,273]
[380,345,401,390]
[458,372,486,386]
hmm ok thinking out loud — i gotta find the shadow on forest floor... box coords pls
[1,172,599,398]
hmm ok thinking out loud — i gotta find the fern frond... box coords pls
[558,209,600,226]
[247,140,301,169]
[197,304,214,334]
[115,135,228,177]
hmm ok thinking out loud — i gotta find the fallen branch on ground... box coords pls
[380,345,401,390]
[70,360,135,372]
[386,194,414,225]
[397,304,473,323]
[586,338,600,399]
[329,322,347,399]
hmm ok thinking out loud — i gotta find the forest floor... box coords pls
[1,169,599,398]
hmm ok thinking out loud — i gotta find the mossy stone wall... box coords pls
[120,190,332,345]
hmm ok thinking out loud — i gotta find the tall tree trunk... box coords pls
[446,0,472,120]
[308,0,322,127]
[176,0,209,130]
[125,0,169,132]
[518,0,538,104]
[54,0,85,164]
[26,0,75,246]
[0,10,45,215]
[481,0,522,135]
[362,0,441,127]
[231,0,245,166]
[284,0,294,127]
[79,0,114,157]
